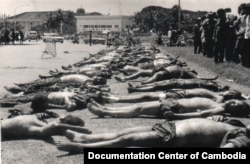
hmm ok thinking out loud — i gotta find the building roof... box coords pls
[76,15,133,20]
[6,11,70,21]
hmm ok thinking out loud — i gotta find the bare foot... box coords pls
[100,93,118,103]
[114,76,125,82]
[87,103,106,117]
[128,82,138,88]
[55,140,83,153]
[65,130,89,143]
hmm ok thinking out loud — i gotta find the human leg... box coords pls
[123,65,142,72]
[101,92,162,103]
[115,69,154,82]
[56,130,161,151]
[65,126,152,143]
[88,99,161,118]
[128,83,168,93]
[141,71,168,84]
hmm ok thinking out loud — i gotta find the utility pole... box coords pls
[119,0,122,16]
[60,20,63,34]
[178,0,181,29]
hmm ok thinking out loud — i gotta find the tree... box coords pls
[45,10,76,34]
[76,8,85,15]
[133,6,173,34]
[133,5,208,34]
[56,9,64,34]
[63,11,76,34]
[47,12,58,32]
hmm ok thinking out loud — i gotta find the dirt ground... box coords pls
[1,41,250,164]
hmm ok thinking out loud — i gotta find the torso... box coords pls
[1,115,46,139]
[178,97,219,113]
[47,92,76,106]
[185,88,220,101]
[173,118,238,147]
[60,74,92,85]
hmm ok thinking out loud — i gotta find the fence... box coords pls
[41,40,57,58]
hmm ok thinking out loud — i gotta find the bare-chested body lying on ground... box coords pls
[4,74,107,94]
[18,74,107,86]
[87,98,250,119]
[127,79,229,93]
[1,114,92,141]
[39,66,112,79]
[115,65,217,83]
[30,91,102,112]
[63,51,120,68]
[101,88,248,103]
[54,118,246,152]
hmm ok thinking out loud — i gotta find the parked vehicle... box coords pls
[84,37,106,45]
[26,31,38,41]
[43,33,64,43]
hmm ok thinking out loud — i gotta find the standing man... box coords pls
[106,32,112,47]
[233,3,247,64]
[11,29,15,45]
[202,13,216,58]
[193,17,203,54]
[213,9,228,64]
[240,4,250,67]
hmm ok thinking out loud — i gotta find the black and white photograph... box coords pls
[0,0,250,163]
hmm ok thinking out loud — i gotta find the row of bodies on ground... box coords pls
[1,44,250,152]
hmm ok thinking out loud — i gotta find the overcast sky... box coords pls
[0,0,247,16]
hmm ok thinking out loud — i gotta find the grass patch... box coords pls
[159,46,250,86]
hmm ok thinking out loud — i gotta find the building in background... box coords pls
[4,11,50,32]
[1,11,135,35]
[76,15,134,33]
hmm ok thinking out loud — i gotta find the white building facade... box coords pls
[76,15,134,33]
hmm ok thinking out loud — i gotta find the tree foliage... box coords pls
[76,8,85,15]
[43,9,76,34]
[133,5,207,34]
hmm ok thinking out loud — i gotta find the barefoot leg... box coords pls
[65,126,151,143]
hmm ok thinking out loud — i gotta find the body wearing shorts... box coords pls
[152,121,176,146]
[158,99,180,118]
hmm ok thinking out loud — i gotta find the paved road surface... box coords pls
[0,40,107,97]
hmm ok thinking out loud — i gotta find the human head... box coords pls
[245,3,250,15]
[224,8,232,13]
[238,3,246,15]
[92,76,107,85]
[31,93,48,113]
[222,90,242,101]
[206,12,214,19]
[59,115,85,126]
[225,100,250,117]
[217,8,226,18]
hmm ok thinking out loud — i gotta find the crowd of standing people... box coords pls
[193,3,250,67]
[0,28,25,45]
